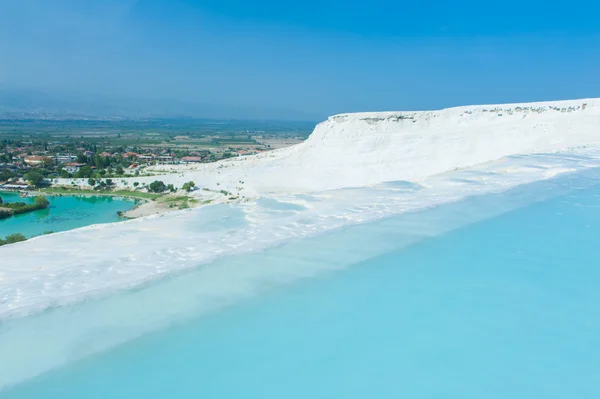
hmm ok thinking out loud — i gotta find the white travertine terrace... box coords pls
[3,98,600,320]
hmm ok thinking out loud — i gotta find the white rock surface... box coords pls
[4,97,600,319]
[249,98,600,191]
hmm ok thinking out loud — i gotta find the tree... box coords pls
[34,196,50,208]
[148,180,167,193]
[115,166,124,175]
[182,181,196,192]
[88,178,96,186]
[1,169,16,182]
[24,171,44,187]
[75,166,93,179]
[167,184,175,192]
[3,233,27,245]
[93,155,104,168]
[42,157,54,168]
[0,209,10,220]
[133,182,139,187]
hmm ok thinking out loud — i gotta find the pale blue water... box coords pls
[3,170,600,398]
[0,191,137,238]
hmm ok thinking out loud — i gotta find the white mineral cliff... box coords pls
[54,98,600,196]
[246,98,600,191]
[101,97,598,196]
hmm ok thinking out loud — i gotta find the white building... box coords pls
[55,154,77,163]
[64,163,84,174]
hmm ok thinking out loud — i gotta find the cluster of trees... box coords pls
[24,170,46,187]
[146,180,196,193]
[147,180,175,193]
[34,196,50,207]
[0,168,49,187]
[0,229,54,246]
[2,168,53,186]
[148,180,167,193]
[57,165,126,180]
[87,178,114,190]
[0,153,12,163]
[0,195,6,219]
[0,168,17,182]
[0,233,27,246]
[0,209,9,219]
[182,181,196,192]
[76,153,129,170]
[0,196,50,219]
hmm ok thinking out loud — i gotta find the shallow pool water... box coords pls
[2,168,600,398]
[0,192,137,238]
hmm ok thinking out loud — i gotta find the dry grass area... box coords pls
[260,138,305,149]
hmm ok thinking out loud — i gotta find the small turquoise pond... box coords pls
[0,191,137,238]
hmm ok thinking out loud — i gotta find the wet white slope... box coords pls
[4,97,600,320]
[3,149,600,320]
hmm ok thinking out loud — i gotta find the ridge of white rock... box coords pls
[246,98,600,191]
[57,98,600,196]
[115,97,600,196]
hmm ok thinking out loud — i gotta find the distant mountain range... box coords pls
[0,86,320,121]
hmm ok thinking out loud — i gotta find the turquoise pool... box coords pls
[0,191,137,238]
[2,168,600,398]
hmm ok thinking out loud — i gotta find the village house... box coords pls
[64,162,85,174]
[24,155,52,166]
[55,153,77,163]
[157,155,175,164]
[137,155,154,162]
[0,182,31,190]
[181,156,203,163]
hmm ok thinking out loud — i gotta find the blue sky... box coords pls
[1,0,599,119]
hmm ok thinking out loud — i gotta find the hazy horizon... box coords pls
[0,83,322,121]
[1,0,599,120]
